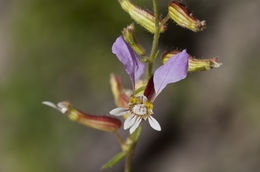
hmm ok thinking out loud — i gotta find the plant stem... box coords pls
[125,1,161,171]
[114,131,124,145]
[148,0,160,79]
[125,148,134,172]
[161,14,170,26]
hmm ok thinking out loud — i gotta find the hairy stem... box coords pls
[148,0,160,79]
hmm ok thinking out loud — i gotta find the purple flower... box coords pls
[110,35,188,134]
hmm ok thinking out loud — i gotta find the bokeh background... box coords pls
[1,0,260,171]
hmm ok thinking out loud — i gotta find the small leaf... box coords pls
[102,151,127,169]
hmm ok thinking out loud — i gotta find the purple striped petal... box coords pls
[153,49,188,98]
[112,36,144,86]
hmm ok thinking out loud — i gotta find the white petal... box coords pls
[109,108,129,116]
[148,116,161,131]
[124,114,136,130]
[57,102,69,114]
[42,101,58,109]
[129,117,142,134]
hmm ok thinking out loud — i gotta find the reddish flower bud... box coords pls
[43,101,121,132]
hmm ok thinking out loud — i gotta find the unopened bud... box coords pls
[162,50,222,72]
[110,74,130,108]
[122,23,145,56]
[168,1,206,32]
[119,0,166,33]
[42,101,121,132]
[188,57,222,72]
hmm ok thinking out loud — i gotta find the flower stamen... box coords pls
[129,95,153,119]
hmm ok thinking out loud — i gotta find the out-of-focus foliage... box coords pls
[1,0,129,171]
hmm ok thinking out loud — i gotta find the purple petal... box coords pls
[112,36,144,86]
[153,49,188,98]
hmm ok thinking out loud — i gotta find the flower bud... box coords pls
[42,101,121,132]
[162,50,222,72]
[168,1,206,32]
[188,57,222,72]
[119,0,166,33]
[122,23,145,56]
[110,74,130,108]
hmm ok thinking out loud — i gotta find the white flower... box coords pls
[110,95,161,134]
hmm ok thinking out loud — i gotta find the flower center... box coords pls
[129,95,153,118]
[132,104,147,115]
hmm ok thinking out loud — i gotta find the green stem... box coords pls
[124,1,161,171]
[161,14,170,26]
[125,148,134,172]
[148,0,160,79]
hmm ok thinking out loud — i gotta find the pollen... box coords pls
[145,102,153,110]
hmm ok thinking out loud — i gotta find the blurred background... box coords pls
[0,0,260,171]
